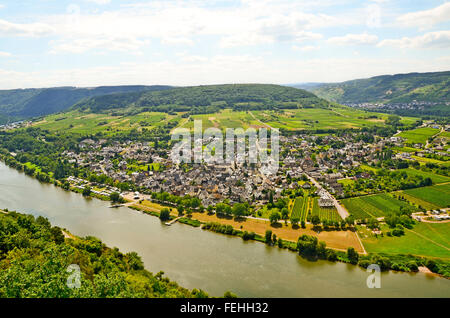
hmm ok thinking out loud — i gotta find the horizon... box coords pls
[1,69,450,91]
[1,1,450,89]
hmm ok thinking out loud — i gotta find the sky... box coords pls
[0,0,449,89]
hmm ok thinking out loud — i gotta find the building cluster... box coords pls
[59,128,429,206]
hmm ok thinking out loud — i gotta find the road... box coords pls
[305,174,350,219]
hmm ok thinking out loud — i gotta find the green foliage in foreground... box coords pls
[0,211,207,298]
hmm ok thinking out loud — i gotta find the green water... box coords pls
[0,162,449,297]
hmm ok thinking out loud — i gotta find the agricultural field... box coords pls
[311,198,341,223]
[402,184,450,208]
[251,107,416,131]
[341,193,418,219]
[360,222,450,259]
[33,110,173,134]
[182,109,262,130]
[291,196,311,221]
[398,127,440,144]
[401,168,450,184]
[412,155,450,168]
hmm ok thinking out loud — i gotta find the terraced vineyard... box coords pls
[311,198,342,223]
[291,196,310,221]
[403,184,450,208]
[341,193,418,219]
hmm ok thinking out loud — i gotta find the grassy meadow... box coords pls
[398,127,440,144]
[402,184,450,209]
[361,222,450,259]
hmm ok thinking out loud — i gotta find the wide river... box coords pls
[0,162,449,297]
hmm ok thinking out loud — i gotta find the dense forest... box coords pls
[301,71,450,104]
[74,84,330,115]
[0,85,172,124]
[0,210,210,298]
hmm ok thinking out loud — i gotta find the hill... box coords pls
[0,210,208,298]
[73,84,330,115]
[0,85,173,124]
[305,71,450,105]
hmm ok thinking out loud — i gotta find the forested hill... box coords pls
[0,210,208,298]
[0,85,172,123]
[304,71,450,104]
[73,84,330,115]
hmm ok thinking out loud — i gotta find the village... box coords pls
[60,121,449,216]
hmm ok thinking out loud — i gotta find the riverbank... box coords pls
[1,162,449,297]
[1,158,449,280]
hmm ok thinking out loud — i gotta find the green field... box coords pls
[361,222,450,259]
[342,193,418,219]
[34,110,173,134]
[403,184,450,208]
[182,109,261,130]
[401,168,450,184]
[311,198,341,223]
[398,127,440,144]
[252,107,416,131]
[291,196,310,221]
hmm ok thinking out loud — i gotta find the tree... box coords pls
[297,235,318,256]
[311,215,321,227]
[224,291,237,298]
[159,208,171,221]
[109,192,121,203]
[347,247,359,264]
[301,220,306,229]
[177,204,185,215]
[317,241,327,259]
[265,230,273,244]
[82,186,91,197]
[281,208,289,221]
[232,203,247,219]
[269,211,281,224]
[291,217,300,227]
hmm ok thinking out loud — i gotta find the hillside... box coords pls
[304,71,450,105]
[0,210,207,298]
[0,85,173,124]
[73,84,330,115]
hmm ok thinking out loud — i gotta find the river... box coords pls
[0,162,449,297]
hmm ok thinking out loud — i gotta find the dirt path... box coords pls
[405,228,450,252]
[249,111,273,129]
[306,174,350,219]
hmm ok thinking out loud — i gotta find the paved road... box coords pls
[305,174,350,219]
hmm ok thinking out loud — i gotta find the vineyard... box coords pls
[311,198,342,223]
[291,196,311,221]
[403,184,450,208]
[341,193,418,220]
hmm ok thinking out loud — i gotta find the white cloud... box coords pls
[328,33,379,45]
[2,54,450,89]
[397,2,450,29]
[292,45,319,52]
[378,30,450,49]
[0,19,53,37]
[23,0,353,53]
[84,0,111,4]
[49,37,150,54]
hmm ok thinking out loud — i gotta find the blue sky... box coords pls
[0,0,449,89]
